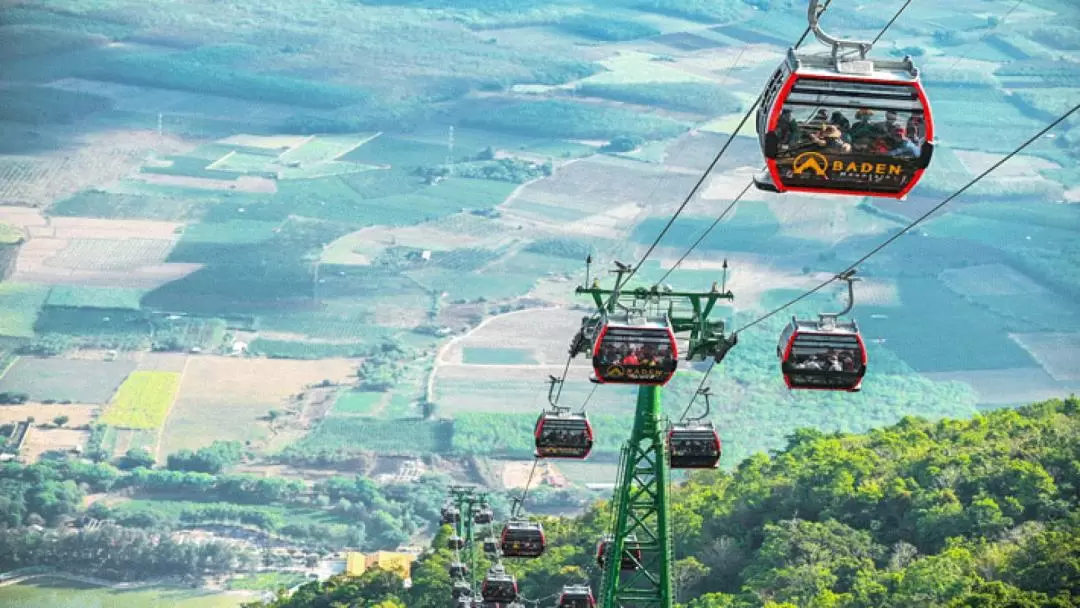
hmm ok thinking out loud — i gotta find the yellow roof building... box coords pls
[345,551,417,581]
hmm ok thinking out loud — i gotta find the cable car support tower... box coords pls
[571,263,736,608]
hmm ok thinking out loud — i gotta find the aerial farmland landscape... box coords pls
[0,0,1078,606]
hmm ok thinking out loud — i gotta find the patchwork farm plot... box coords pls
[100,371,182,429]
[0,358,135,403]
[157,356,357,456]
[1010,333,1080,382]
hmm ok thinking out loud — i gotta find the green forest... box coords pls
[247,397,1079,608]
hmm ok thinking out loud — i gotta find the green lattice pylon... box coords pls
[599,385,673,608]
[449,486,485,592]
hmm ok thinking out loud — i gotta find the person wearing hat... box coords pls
[810,124,852,153]
[849,108,881,151]
[829,111,851,134]
[886,126,920,157]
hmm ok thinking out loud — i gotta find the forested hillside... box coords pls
[250,397,1080,607]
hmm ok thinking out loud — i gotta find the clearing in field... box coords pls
[158,356,357,456]
[128,173,278,193]
[439,308,583,365]
[22,427,89,462]
[462,347,538,365]
[0,358,135,403]
[101,371,182,430]
[0,403,98,426]
[1010,333,1080,382]
[922,367,1076,406]
[0,129,192,208]
[10,215,199,289]
[321,222,501,265]
[940,264,1049,297]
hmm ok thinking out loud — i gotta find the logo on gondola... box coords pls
[606,365,625,378]
[792,152,829,177]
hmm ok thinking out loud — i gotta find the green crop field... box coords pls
[0,223,25,244]
[0,358,136,403]
[45,286,145,310]
[331,390,386,416]
[100,371,182,429]
[462,347,538,365]
[282,417,453,462]
[247,339,373,359]
[0,577,250,608]
[0,282,49,338]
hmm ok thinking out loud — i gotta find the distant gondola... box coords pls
[591,317,678,386]
[557,585,596,608]
[500,520,545,558]
[667,422,722,469]
[595,534,641,571]
[778,316,866,392]
[535,411,593,459]
[481,564,518,603]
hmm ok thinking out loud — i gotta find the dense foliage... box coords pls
[247,398,1080,607]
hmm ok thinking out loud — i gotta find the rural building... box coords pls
[345,551,416,583]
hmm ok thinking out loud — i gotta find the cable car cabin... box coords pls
[449,562,469,578]
[778,317,867,392]
[452,581,473,600]
[558,585,596,608]
[482,537,500,556]
[668,422,722,469]
[474,505,494,525]
[456,599,472,608]
[592,319,678,386]
[441,505,460,525]
[500,520,545,558]
[754,49,934,199]
[595,535,642,571]
[481,566,518,603]
[534,412,593,459]
[448,535,466,551]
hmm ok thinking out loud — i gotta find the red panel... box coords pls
[766,72,932,199]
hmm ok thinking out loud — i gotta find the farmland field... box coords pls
[0,577,252,608]
[0,403,98,426]
[158,356,357,455]
[1010,332,1080,381]
[939,263,1050,297]
[0,282,49,338]
[100,371,182,429]
[0,358,135,403]
[331,390,385,416]
[44,285,145,310]
[461,347,539,365]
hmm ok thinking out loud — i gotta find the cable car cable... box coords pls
[616,0,837,292]
[944,0,1026,72]
[653,180,753,287]
[870,0,914,46]
[732,101,1080,336]
[654,0,923,290]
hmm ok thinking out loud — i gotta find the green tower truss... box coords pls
[574,269,735,608]
[449,486,489,593]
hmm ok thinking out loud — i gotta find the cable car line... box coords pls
[732,101,1080,337]
[653,183,750,287]
[617,0,838,292]
[870,0,914,46]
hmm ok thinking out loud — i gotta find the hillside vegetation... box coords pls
[247,397,1080,607]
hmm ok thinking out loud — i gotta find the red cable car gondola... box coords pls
[754,1,933,199]
[448,535,465,550]
[558,585,596,608]
[500,520,545,558]
[667,422,722,469]
[595,534,642,571]
[777,273,867,392]
[534,410,593,459]
[474,504,494,525]
[779,316,866,392]
[452,581,473,600]
[591,316,678,386]
[481,564,518,603]
[441,504,460,525]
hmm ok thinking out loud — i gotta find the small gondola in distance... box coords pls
[778,316,867,392]
[534,411,593,459]
[755,50,934,199]
[595,534,642,571]
[667,422,722,469]
[500,520,545,558]
[558,585,596,608]
[481,565,519,603]
[591,318,679,386]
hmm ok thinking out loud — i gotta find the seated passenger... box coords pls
[810,125,851,153]
[849,108,881,151]
[880,111,901,134]
[906,115,926,145]
[776,108,799,149]
[886,127,920,157]
[829,111,851,137]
